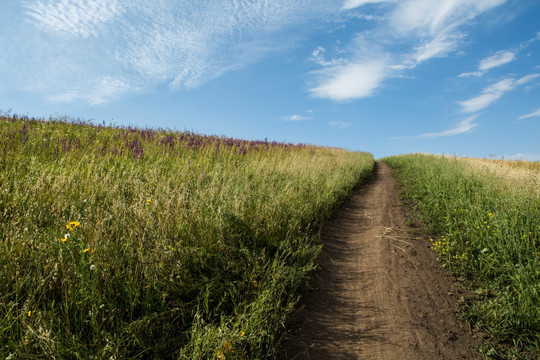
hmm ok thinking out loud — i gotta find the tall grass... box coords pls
[384,154,539,359]
[467,158,540,173]
[0,115,374,358]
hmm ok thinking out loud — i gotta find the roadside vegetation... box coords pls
[384,154,540,359]
[0,114,374,359]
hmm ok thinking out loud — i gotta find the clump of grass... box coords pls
[0,114,374,358]
[384,154,540,359]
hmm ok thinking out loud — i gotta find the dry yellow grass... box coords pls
[447,157,540,195]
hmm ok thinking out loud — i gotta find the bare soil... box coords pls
[283,162,481,360]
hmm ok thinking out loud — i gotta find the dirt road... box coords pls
[283,162,480,359]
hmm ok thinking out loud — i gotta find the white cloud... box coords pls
[479,50,516,71]
[518,107,540,120]
[46,91,80,103]
[25,0,123,38]
[516,74,540,85]
[11,0,340,104]
[282,114,311,122]
[310,0,508,102]
[418,116,478,137]
[310,47,345,67]
[506,153,540,161]
[309,61,388,101]
[459,74,540,113]
[46,76,140,105]
[390,0,506,36]
[459,79,515,113]
[342,0,395,10]
[459,50,516,77]
[411,32,463,64]
[393,0,507,66]
[330,121,352,128]
[459,71,484,78]
[4,0,517,105]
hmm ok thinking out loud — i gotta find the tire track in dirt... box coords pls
[283,162,481,360]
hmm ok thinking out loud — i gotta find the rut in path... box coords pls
[284,162,480,360]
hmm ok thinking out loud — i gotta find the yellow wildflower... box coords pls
[83,248,90,253]
[61,238,67,242]
[240,331,245,336]
[27,310,31,317]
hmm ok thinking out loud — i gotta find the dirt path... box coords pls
[283,162,480,360]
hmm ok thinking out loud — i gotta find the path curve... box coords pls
[284,162,480,360]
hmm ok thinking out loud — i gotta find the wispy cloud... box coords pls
[479,51,516,71]
[282,114,311,122]
[46,76,140,105]
[389,0,507,35]
[25,0,123,38]
[330,121,352,128]
[310,47,345,67]
[418,115,478,138]
[518,107,540,120]
[409,32,464,65]
[459,74,540,113]
[310,0,508,102]
[391,0,508,67]
[342,0,395,10]
[459,50,516,77]
[506,153,540,161]
[7,1,340,104]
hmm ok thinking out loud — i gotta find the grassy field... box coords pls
[0,115,374,359]
[384,154,540,359]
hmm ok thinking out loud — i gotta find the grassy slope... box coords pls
[384,154,540,359]
[0,116,374,359]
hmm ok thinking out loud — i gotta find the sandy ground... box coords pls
[283,162,481,360]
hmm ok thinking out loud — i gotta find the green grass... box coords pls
[0,115,374,359]
[384,154,540,359]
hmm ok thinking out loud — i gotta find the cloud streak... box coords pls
[479,51,516,71]
[459,50,516,77]
[342,0,395,10]
[518,108,540,120]
[459,74,540,113]
[418,116,478,137]
[330,121,352,128]
[282,114,311,122]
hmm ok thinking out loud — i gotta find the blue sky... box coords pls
[1,0,539,159]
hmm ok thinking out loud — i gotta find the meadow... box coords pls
[384,154,540,359]
[0,115,374,359]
